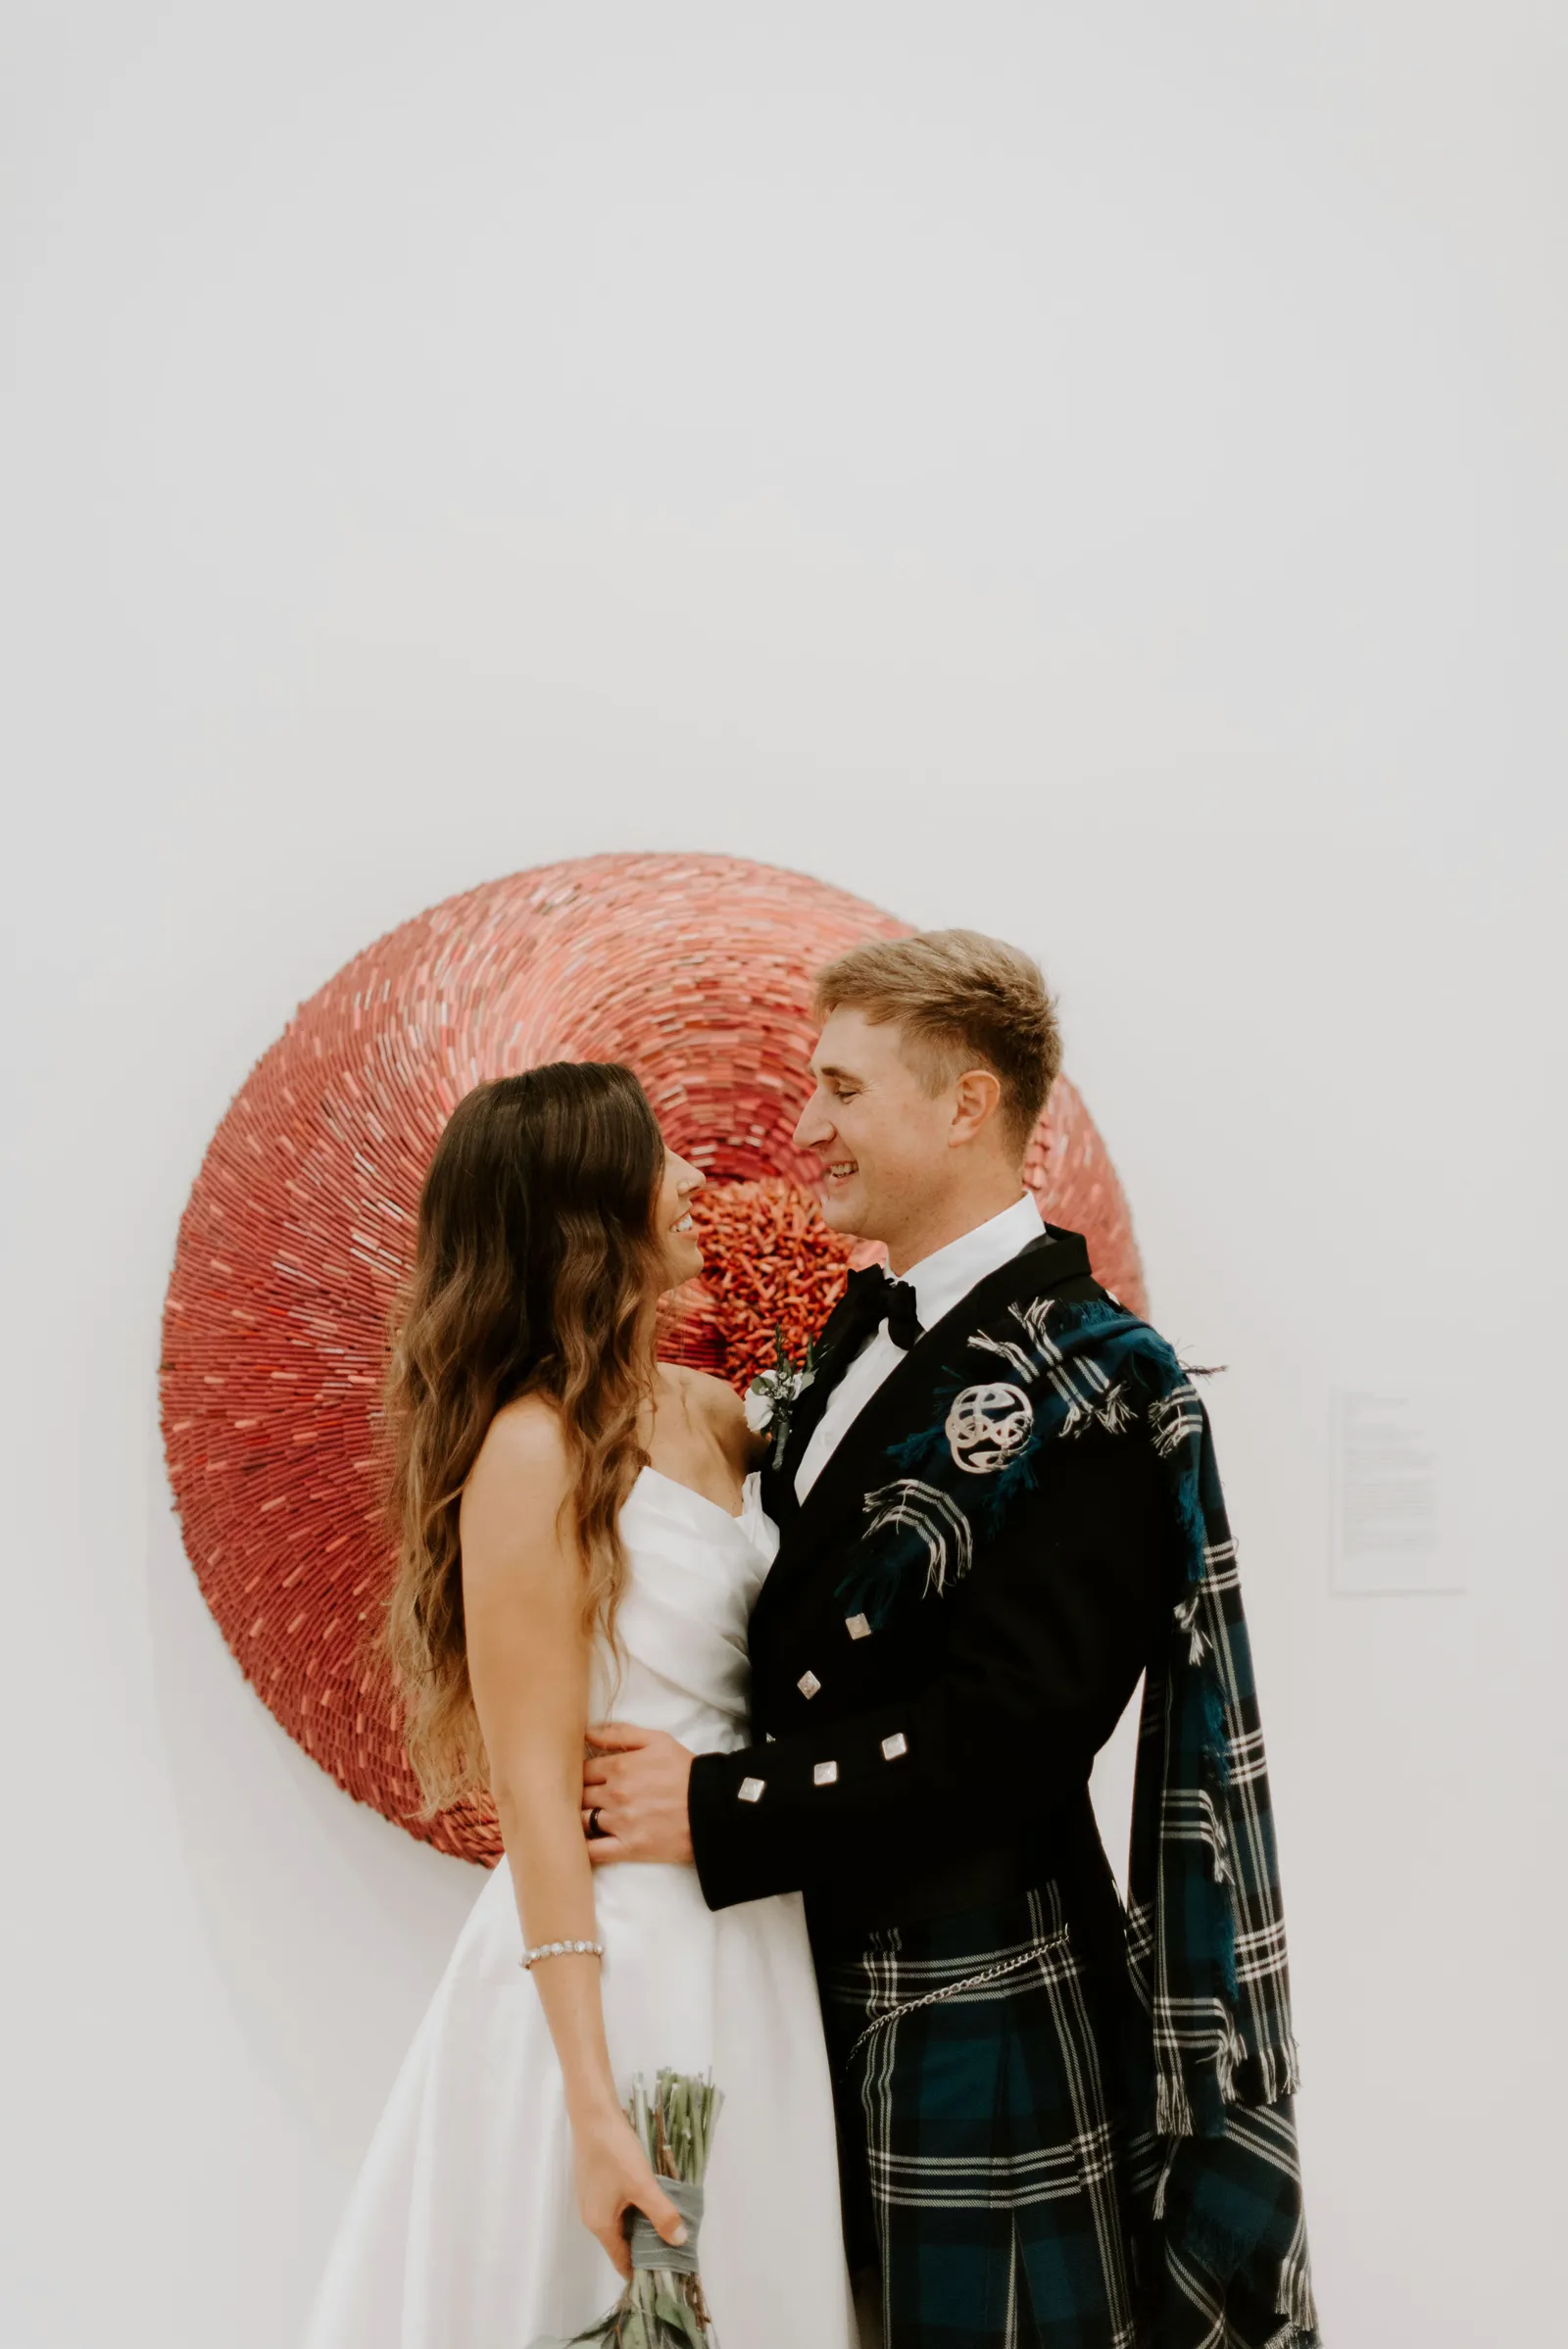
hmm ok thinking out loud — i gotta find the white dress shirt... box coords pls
[794,1193,1045,1500]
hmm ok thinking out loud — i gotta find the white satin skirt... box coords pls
[302,1850,857,2349]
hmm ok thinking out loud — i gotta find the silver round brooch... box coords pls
[944,1381,1035,1475]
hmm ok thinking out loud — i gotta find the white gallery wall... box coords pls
[3,5,1564,2344]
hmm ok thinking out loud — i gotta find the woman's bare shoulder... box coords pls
[664,1363,756,1467]
[466,1395,571,1526]
[462,1399,583,1646]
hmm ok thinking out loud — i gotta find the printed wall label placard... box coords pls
[1332,1385,1462,1595]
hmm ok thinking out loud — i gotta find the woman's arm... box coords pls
[461,1400,686,2276]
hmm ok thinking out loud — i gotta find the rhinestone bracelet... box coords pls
[520,1937,604,1970]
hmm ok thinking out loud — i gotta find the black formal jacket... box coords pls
[688,1226,1182,1942]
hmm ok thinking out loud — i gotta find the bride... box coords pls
[304,1062,856,2348]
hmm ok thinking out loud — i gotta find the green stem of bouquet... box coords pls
[636,2071,720,2346]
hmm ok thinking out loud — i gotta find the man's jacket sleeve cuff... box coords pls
[688,1745,803,1911]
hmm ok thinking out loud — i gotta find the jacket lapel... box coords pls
[756,1224,1092,1615]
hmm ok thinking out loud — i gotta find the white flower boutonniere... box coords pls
[745,1329,818,1467]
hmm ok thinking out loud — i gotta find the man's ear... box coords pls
[949,1067,1004,1145]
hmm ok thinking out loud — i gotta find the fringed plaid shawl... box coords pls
[1122,1327,1318,2349]
[893,1292,1319,2347]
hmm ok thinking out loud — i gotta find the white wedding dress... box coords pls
[304,1468,857,2349]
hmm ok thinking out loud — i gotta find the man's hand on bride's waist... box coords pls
[582,1724,695,1866]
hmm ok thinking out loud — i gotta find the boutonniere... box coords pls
[744,1328,818,1468]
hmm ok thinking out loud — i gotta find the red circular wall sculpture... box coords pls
[160,855,1145,1863]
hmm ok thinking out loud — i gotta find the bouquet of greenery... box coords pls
[534,2071,723,2349]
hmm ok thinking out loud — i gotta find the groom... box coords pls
[585,931,1315,2349]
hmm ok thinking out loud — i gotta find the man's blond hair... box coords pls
[811,928,1060,1156]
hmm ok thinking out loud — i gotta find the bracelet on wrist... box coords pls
[520,1937,604,1971]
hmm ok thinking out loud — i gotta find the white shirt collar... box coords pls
[900,1194,1043,1334]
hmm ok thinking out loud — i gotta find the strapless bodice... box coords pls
[588,1467,776,1751]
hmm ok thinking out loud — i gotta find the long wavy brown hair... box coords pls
[383,1062,666,1811]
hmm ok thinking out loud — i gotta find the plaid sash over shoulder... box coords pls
[1127,1335,1317,2349]
[890,1295,1319,2348]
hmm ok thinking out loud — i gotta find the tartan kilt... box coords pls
[818,1884,1144,2349]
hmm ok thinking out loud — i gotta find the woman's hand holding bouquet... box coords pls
[537,2071,723,2349]
[574,2103,689,2279]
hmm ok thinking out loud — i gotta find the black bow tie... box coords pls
[843,1263,923,1352]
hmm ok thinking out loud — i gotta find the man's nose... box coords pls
[793,1092,833,1152]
